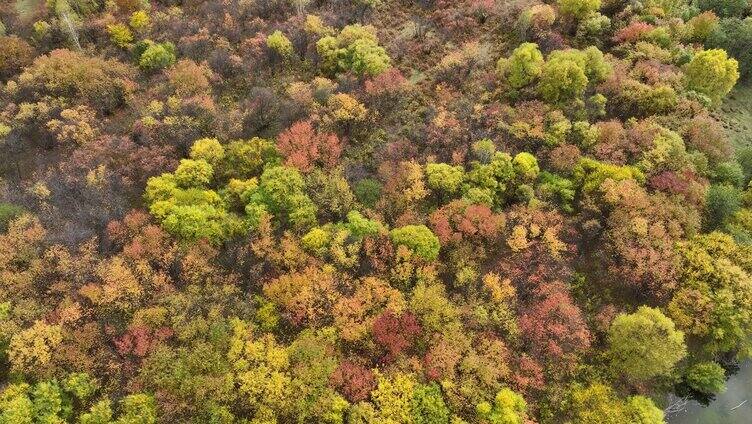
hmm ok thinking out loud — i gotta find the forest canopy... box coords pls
[1,0,752,422]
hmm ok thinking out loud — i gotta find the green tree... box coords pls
[390,225,441,261]
[538,55,589,103]
[558,0,602,19]
[707,18,752,80]
[475,388,528,424]
[512,152,540,182]
[705,184,741,230]
[685,361,726,395]
[245,165,317,229]
[267,30,294,58]
[497,43,544,88]
[697,0,750,17]
[607,306,687,381]
[426,163,465,195]
[316,24,391,77]
[685,49,739,105]
[411,383,450,424]
[174,159,214,188]
[190,138,225,165]
[138,41,177,71]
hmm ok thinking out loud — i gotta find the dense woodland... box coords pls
[1,0,752,422]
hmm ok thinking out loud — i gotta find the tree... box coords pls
[390,225,441,261]
[370,372,416,423]
[519,282,591,362]
[475,388,528,424]
[558,0,601,20]
[246,165,317,229]
[174,159,214,187]
[512,152,539,182]
[538,55,588,103]
[684,49,739,105]
[707,18,752,80]
[607,306,687,381]
[569,383,664,424]
[8,321,63,377]
[497,43,544,89]
[412,383,450,424]
[16,49,133,112]
[0,36,35,81]
[372,310,422,360]
[330,361,376,402]
[668,233,752,356]
[316,24,391,77]
[696,0,749,17]
[685,361,726,395]
[267,30,294,58]
[277,121,342,172]
[705,184,741,230]
[138,41,177,71]
[426,163,465,195]
[189,138,225,165]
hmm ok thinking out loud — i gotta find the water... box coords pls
[668,362,752,424]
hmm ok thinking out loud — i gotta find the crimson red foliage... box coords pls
[372,310,422,361]
[329,360,377,402]
[518,282,591,362]
[277,121,342,172]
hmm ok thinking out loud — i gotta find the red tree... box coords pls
[372,310,422,361]
[329,360,376,402]
[277,121,342,172]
